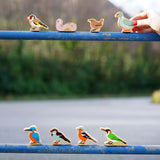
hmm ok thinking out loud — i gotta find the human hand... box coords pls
[130,10,160,35]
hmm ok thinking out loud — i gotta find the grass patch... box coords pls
[0,93,151,101]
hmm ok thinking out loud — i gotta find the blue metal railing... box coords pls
[0,31,159,41]
[0,144,160,154]
[0,31,159,155]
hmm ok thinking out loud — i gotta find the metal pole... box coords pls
[0,145,160,154]
[0,31,159,41]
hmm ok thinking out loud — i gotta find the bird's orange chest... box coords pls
[29,132,37,143]
[78,130,87,141]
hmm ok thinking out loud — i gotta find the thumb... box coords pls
[137,19,150,26]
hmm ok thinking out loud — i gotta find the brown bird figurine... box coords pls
[88,18,104,32]
[27,14,49,32]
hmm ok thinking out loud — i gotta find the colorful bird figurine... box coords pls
[88,18,104,32]
[76,126,98,146]
[50,128,72,145]
[27,14,49,32]
[115,11,134,33]
[100,127,127,146]
[56,18,77,32]
[24,125,42,145]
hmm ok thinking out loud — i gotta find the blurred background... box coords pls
[0,0,160,100]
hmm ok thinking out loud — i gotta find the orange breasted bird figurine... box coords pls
[76,126,98,146]
[56,18,77,32]
[115,11,134,33]
[88,18,104,32]
[50,128,72,145]
[100,127,127,146]
[24,125,42,145]
[27,14,49,32]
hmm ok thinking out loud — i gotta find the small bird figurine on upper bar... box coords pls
[115,11,134,33]
[50,128,72,145]
[76,126,98,146]
[56,18,77,32]
[27,14,49,32]
[100,127,127,146]
[88,18,104,32]
[24,125,42,145]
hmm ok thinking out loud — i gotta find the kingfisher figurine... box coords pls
[50,128,72,145]
[115,11,134,33]
[24,125,42,145]
[88,18,104,32]
[27,14,49,32]
[100,127,127,146]
[76,126,98,146]
[56,18,77,32]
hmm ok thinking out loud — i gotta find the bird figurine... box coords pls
[88,18,104,32]
[27,14,49,32]
[76,126,98,146]
[115,11,134,33]
[56,18,77,32]
[100,127,127,146]
[50,128,72,145]
[24,125,42,145]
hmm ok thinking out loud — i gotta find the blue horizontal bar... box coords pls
[0,145,160,154]
[0,31,159,41]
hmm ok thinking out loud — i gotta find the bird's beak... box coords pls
[100,127,106,132]
[76,127,79,130]
[27,16,30,20]
[115,13,119,18]
[24,128,30,132]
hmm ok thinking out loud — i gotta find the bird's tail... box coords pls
[119,139,127,144]
[100,18,104,24]
[63,137,72,144]
[42,23,49,29]
[89,137,98,144]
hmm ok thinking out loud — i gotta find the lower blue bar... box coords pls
[0,145,160,154]
[0,31,159,41]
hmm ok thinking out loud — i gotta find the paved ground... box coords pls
[0,97,160,160]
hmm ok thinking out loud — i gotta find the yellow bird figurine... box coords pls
[88,18,104,32]
[27,14,49,32]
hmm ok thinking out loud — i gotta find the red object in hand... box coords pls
[133,21,137,26]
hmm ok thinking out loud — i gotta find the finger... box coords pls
[133,26,151,32]
[136,19,150,26]
[137,28,155,33]
[133,27,155,33]
[130,11,149,21]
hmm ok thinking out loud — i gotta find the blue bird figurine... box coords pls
[24,125,42,145]
[115,11,134,33]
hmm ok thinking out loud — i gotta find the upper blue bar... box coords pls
[0,144,160,154]
[0,31,159,41]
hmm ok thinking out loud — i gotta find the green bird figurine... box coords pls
[100,128,127,146]
[115,11,134,33]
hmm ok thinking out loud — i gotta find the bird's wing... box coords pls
[108,133,122,141]
[33,19,48,29]
[56,132,63,138]
[33,19,43,26]
[31,132,40,142]
[56,132,71,143]
[81,132,91,139]
[122,18,133,26]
